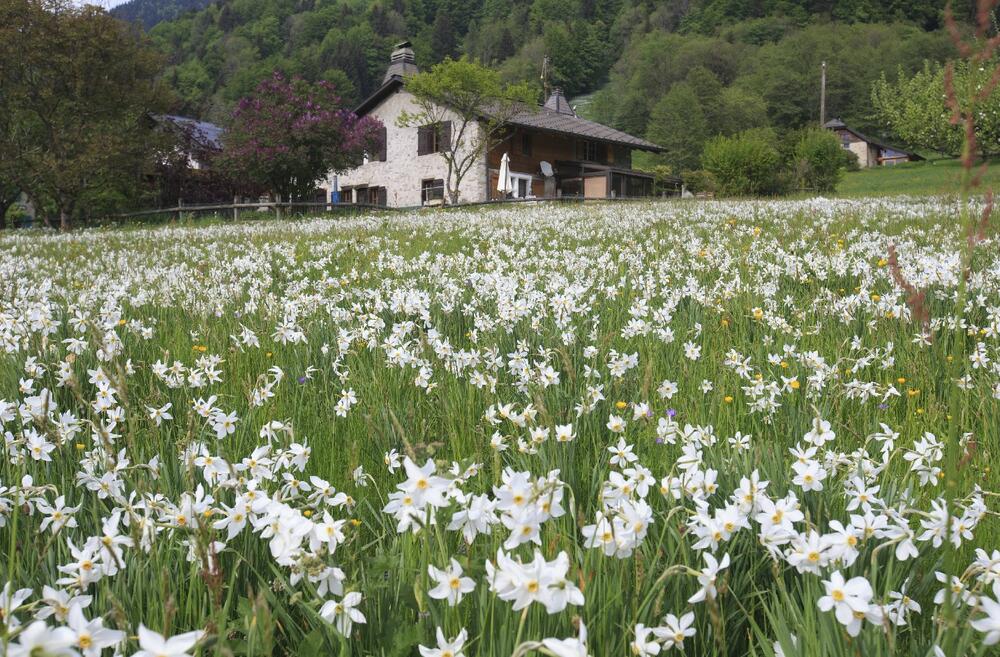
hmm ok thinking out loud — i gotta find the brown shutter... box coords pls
[417,126,430,155]
[378,126,387,161]
[377,187,387,207]
[438,121,452,152]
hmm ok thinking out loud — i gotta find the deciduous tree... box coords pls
[872,59,1000,157]
[398,57,536,205]
[1,0,172,230]
[214,72,383,215]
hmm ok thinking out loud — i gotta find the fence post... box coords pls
[233,196,239,222]
[177,198,184,223]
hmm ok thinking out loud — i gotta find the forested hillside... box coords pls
[148,0,982,169]
[111,0,212,29]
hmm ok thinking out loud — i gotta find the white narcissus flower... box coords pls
[541,621,588,657]
[631,623,661,655]
[817,571,873,637]
[7,621,78,657]
[971,595,1000,645]
[131,624,204,657]
[688,552,730,604]
[427,558,476,606]
[653,612,696,650]
[418,627,468,657]
[319,591,366,637]
[67,606,126,657]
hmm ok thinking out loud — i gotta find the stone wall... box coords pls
[325,89,487,207]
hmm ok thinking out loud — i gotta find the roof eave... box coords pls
[355,76,404,116]
[504,117,663,153]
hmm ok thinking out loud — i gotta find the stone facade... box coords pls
[845,138,876,168]
[325,89,487,208]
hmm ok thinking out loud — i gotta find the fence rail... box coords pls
[100,193,689,224]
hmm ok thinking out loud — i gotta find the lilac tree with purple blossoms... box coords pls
[216,72,382,209]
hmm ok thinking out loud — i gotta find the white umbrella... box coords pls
[497,152,513,198]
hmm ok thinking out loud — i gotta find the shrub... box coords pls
[681,169,717,194]
[701,128,786,196]
[794,128,846,192]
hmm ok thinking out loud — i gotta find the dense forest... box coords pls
[111,0,212,29]
[147,0,985,171]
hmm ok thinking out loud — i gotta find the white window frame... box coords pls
[510,172,534,199]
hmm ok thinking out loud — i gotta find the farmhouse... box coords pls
[823,118,921,168]
[327,42,664,207]
[152,114,225,171]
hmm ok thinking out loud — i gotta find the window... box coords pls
[357,186,387,206]
[510,173,533,199]
[376,126,387,162]
[613,145,632,169]
[521,132,532,156]
[339,187,354,204]
[577,139,606,163]
[417,121,452,155]
[421,178,444,205]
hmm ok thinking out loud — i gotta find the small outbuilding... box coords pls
[823,118,921,168]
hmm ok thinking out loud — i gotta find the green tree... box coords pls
[702,128,786,196]
[872,59,1000,157]
[1,0,172,230]
[398,56,537,204]
[792,128,846,192]
[646,83,708,172]
[716,87,770,135]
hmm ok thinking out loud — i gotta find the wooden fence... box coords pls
[103,193,689,224]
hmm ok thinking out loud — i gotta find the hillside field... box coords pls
[837,158,1000,197]
[0,200,999,656]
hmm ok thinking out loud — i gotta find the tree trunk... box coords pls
[59,208,71,232]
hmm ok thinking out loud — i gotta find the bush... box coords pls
[702,128,786,196]
[793,128,846,192]
[681,169,717,194]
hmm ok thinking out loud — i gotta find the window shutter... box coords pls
[378,126,387,161]
[377,187,387,207]
[417,126,430,156]
[438,121,452,152]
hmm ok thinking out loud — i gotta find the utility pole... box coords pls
[541,55,551,100]
[819,60,827,127]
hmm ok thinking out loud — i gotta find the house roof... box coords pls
[155,114,224,151]
[354,78,663,153]
[506,104,662,152]
[823,118,921,160]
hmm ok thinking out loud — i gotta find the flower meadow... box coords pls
[0,198,999,657]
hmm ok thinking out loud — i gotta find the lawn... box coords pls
[837,157,1000,197]
[0,199,998,657]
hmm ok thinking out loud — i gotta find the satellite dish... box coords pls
[539,161,554,177]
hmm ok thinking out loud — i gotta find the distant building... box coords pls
[327,41,664,207]
[152,114,224,170]
[149,114,229,205]
[823,118,921,168]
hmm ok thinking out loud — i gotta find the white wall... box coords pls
[326,89,487,207]
[847,140,872,168]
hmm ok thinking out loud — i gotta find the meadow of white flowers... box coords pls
[0,198,998,657]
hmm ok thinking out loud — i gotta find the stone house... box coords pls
[326,42,664,207]
[823,118,921,168]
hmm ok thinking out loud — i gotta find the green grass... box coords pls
[0,199,997,657]
[837,157,1000,196]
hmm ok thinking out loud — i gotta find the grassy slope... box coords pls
[837,157,1000,196]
